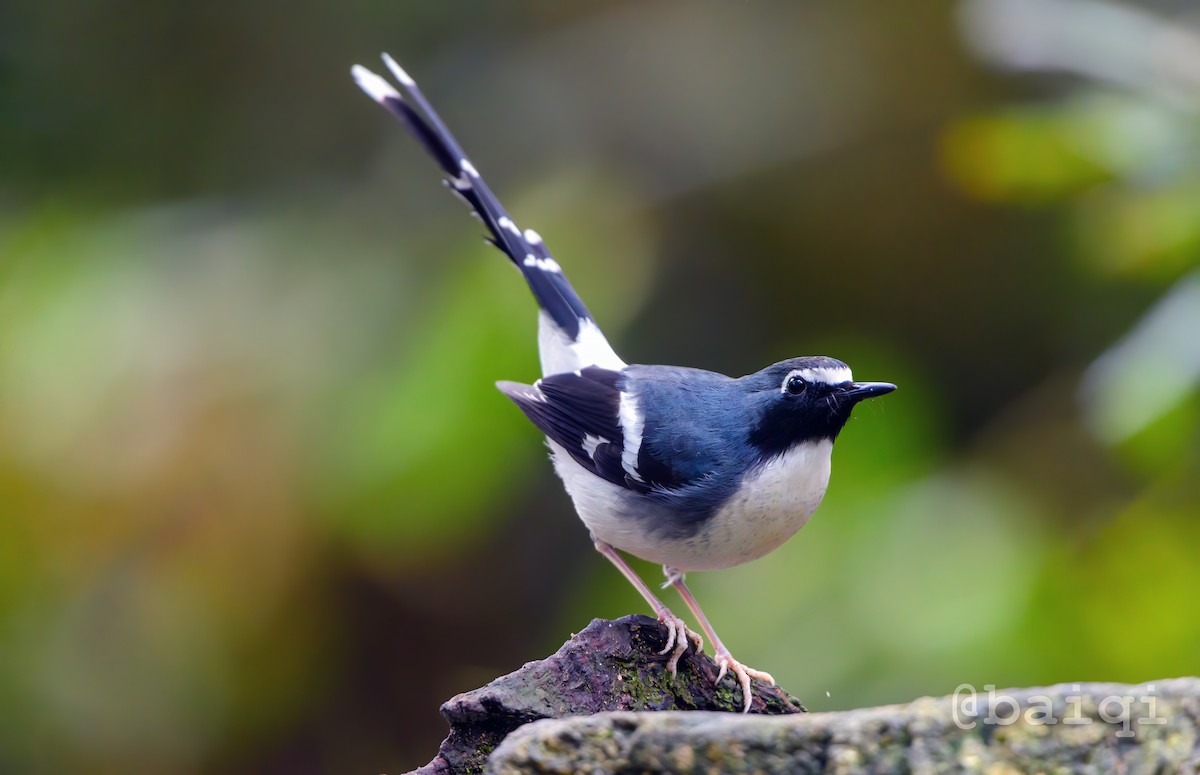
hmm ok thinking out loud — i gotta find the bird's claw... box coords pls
[657,611,704,676]
[713,651,776,713]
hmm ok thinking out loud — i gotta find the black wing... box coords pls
[497,367,654,492]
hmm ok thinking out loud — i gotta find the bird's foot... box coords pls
[713,650,776,713]
[656,610,704,676]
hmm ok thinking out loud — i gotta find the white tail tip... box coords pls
[351,64,400,103]
[381,53,416,88]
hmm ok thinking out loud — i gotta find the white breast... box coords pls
[685,439,833,570]
[547,438,834,573]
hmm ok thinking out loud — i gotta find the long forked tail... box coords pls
[351,55,622,374]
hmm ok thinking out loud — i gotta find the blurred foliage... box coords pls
[1,0,1198,772]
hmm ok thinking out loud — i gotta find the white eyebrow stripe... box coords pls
[782,366,854,391]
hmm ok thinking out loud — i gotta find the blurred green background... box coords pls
[2,0,1198,771]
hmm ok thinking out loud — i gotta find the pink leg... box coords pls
[592,539,702,675]
[664,566,775,713]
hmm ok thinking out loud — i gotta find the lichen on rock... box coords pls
[411,615,803,774]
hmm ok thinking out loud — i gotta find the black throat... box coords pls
[747,397,852,459]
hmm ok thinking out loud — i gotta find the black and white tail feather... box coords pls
[352,56,684,496]
[351,56,622,378]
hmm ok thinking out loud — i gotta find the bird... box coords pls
[351,54,895,713]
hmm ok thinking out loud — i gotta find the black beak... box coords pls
[839,381,896,403]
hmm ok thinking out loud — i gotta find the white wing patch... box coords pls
[617,391,645,483]
[581,434,609,462]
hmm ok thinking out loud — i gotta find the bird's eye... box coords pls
[784,375,807,395]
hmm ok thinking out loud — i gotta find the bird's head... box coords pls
[743,356,895,455]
